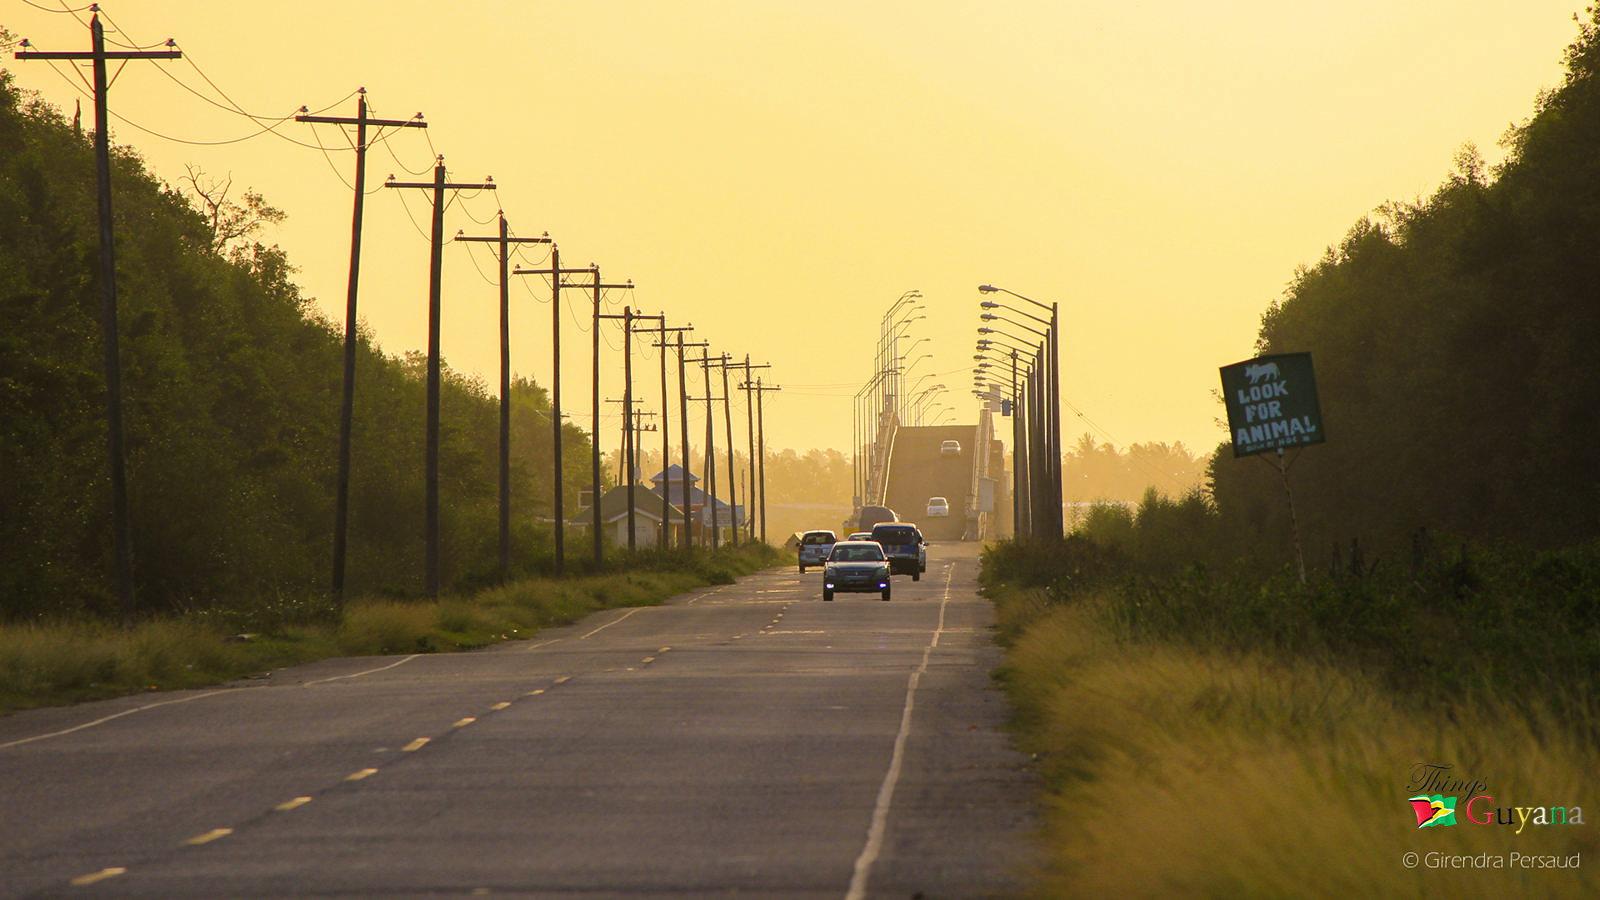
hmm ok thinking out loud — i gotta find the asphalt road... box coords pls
[0,543,1038,899]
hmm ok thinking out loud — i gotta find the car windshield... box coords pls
[874,528,918,544]
[830,544,885,562]
[802,533,834,545]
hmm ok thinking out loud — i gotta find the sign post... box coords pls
[1220,352,1325,582]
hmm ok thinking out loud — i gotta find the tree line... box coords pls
[1205,10,1600,566]
[0,66,592,620]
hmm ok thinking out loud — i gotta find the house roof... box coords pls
[649,464,698,485]
[568,485,682,527]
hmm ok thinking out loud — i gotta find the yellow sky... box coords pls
[5,1,1587,464]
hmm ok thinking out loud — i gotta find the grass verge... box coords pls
[988,582,1599,899]
[0,543,782,714]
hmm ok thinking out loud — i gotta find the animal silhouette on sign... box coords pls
[1245,361,1280,383]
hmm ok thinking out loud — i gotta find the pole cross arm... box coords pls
[387,180,496,190]
[16,49,182,60]
[297,114,425,129]
[456,234,550,243]
[514,265,598,276]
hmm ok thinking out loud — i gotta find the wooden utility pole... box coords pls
[296,92,426,606]
[16,16,181,625]
[454,217,551,583]
[731,358,773,540]
[649,320,692,547]
[514,253,597,576]
[706,354,740,546]
[383,161,495,598]
[675,338,710,547]
[745,378,782,543]
[624,312,665,550]
[685,351,724,548]
[583,269,632,565]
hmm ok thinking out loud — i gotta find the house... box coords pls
[568,485,682,549]
[648,465,742,542]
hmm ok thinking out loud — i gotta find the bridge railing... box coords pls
[863,409,898,509]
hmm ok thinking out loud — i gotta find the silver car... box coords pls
[797,530,836,572]
[822,541,892,602]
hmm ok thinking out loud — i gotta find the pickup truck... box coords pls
[869,522,927,581]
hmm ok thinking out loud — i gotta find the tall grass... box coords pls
[984,494,1600,899]
[998,594,1599,899]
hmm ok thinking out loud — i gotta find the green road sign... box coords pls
[1219,352,1325,458]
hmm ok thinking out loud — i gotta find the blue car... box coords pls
[822,541,892,602]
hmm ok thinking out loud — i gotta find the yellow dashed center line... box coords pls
[489,701,511,711]
[346,768,379,781]
[185,828,233,846]
[402,738,430,752]
[525,688,546,696]
[70,868,126,886]
[553,676,572,685]
[452,717,476,728]
[275,797,313,812]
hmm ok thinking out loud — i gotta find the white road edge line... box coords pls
[580,606,643,639]
[0,689,231,749]
[844,563,955,900]
[1,654,426,750]
[303,654,421,686]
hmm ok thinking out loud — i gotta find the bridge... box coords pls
[855,410,1008,542]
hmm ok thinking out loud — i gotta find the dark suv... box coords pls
[869,522,927,581]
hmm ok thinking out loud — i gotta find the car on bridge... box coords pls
[822,540,893,602]
[926,496,949,518]
[797,530,836,572]
[870,522,927,581]
[940,440,961,457]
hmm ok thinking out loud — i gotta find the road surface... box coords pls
[0,543,1037,899]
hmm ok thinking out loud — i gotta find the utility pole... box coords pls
[296,91,426,607]
[650,319,692,547]
[744,379,782,543]
[16,17,181,625]
[584,268,633,567]
[624,310,668,547]
[729,356,772,541]
[685,351,725,548]
[675,336,708,548]
[454,216,551,584]
[514,252,596,576]
[384,161,495,599]
[716,356,739,545]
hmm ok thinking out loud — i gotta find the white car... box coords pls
[926,497,949,518]
[940,440,961,457]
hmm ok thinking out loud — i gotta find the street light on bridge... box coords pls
[979,284,1061,540]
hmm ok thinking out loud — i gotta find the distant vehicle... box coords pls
[797,530,836,572]
[926,497,949,518]
[847,532,875,542]
[940,440,961,457]
[870,522,927,581]
[822,540,892,602]
[856,505,897,533]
